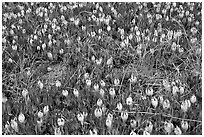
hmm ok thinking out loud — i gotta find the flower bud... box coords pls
[179,86,185,94]
[126,96,133,106]
[109,87,116,97]
[57,117,65,127]
[159,95,164,104]
[163,79,171,91]
[97,98,103,107]
[174,126,182,135]
[18,112,25,123]
[146,87,153,96]
[54,127,61,135]
[73,88,79,98]
[38,111,44,118]
[86,79,92,87]
[164,121,174,134]
[47,52,53,60]
[89,128,98,135]
[93,83,99,91]
[99,88,105,98]
[55,80,61,87]
[181,100,188,112]
[145,121,153,133]
[100,80,106,87]
[190,94,196,103]
[107,113,113,121]
[22,88,28,98]
[117,102,123,111]
[121,111,128,122]
[172,86,179,96]
[130,119,137,128]
[84,73,89,79]
[143,130,150,135]
[130,130,137,135]
[106,118,112,129]
[62,90,68,97]
[42,43,46,50]
[151,96,158,108]
[38,80,43,89]
[130,74,137,83]
[77,113,84,124]
[186,99,191,108]
[106,57,113,66]
[114,78,120,86]
[11,118,18,132]
[163,99,170,110]
[181,120,188,131]
[43,105,49,115]
[94,107,103,118]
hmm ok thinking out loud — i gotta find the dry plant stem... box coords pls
[113,110,202,123]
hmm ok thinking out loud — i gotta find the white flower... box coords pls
[55,80,61,87]
[164,121,174,134]
[89,128,98,135]
[86,79,92,87]
[121,111,128,122]
[181,100,188,112]
[179,86,185,94]
[114,78,120,86]
[116,102,123,111]
[22,88,28,98]
[107,25,111,31]
[159,95,164,104]
[94,107,103,118]
[47,52,53,60]
[174,126,182,135]
[10,118,18,132]
[106,57,113,66]
[37,46,40,50]
[84,73,89,79]
[77,113,84,124]
[54,127,61,135]
[130,74,137,83]
[163,99,170,110]
[43,105,49,115]
[62,90,68,97]
[146,87,153,96]
[130,119,137,128]
[145,121,153,133]
[99,88,105,98]
[181,120,188,131]
[186,99,191,108]
[12,45,17,51]
[107,113,113,121]
[100,80,106,87]
[91,55,96,62]
[96,58,102,65]
[109,87,116,97]
[59,49,64,54]
[93,83,99,91]
[38,111,44,118]
[172,86,179,96]
[143,130,150,135]
[190,94,197,103]
[73,88,79,98]
[106,118,112,129]
[151,96,158,108]
[38,80,43,89]
[57,117,65,127]
[42,43,46,50]
[130,130,137,135]
[97,98,103,107]
[18,112,25,123]
[171,42,177,52]
[34,35,37,40]
[126,96,133,106]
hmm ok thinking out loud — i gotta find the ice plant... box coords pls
[181,120,188,131]
[10,118,18,132]
[121,111,128,122]
[93,83,99,92]
[100,80,106,87]
[77,113,84,125]
[38,110,44,119]
[86,79,92,87]
[116,102,123,111]
[163,99,170,110]
[146,87,153,96]
[172,85,179,96]
[57,117,65,127]
[97,98,103,107]
[143,130,150,135]
[179,86,185,94]
[106,118,112,129]
[107,113,113,121]
[109,87,116,97]
[126,96,133,106]
[164,121,174,134]
[145,120,153,133]
[114,78,120,86]
[94,107,103,118]
[18,112,25,123]
[163,79,171,91]
[151,96,158,108]
[130,119,137,128]
[181,100,188,112]
[99,88,105,98]
[55,80,61,87]
[62,89,68,97]
[73,88,79,98]
[174,126,182,135]
[190,94,197,103]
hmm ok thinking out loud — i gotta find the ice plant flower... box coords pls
[109,87,116,97]
[73,88,79,98]
[57,117,65,127]
[77,113,84,125]
[146,87,153,96]
[126,96,133,106]
[174,126,182,135]
[121,111,128,122]
[38,80,44,89]
[163,99,170,110]
[43,105,49,115]
[55,80,61,87]
[164,121,174,134]
[117,102,123,111]
[38,110,44,119]
[94,107,103,118]
[22,88,28,98]
[190,94,197,103]
[18,112,25,123]
[10,118,18,132]
[181,120,188,131]
[151,96,158,108]
[62,89,68,97]
[114,78,120,86]
[97,98,103,107]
